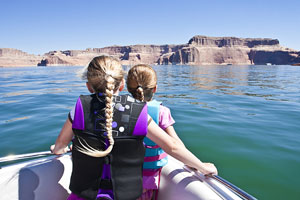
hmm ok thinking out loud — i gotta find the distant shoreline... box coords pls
[1,35,300,67]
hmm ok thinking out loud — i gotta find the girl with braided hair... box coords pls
[51,56,217,200]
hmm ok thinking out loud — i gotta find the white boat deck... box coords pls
[0,154,256,200]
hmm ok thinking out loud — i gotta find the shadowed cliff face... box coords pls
[1,36,299,67]
[248,50,300,65]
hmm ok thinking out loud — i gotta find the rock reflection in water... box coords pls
[158,65,291,102]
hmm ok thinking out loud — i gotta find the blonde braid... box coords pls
[103,74,115,154]
[76,55,123,158]
[76,76,115,157]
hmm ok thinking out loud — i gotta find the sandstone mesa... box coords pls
[1,35,300,67]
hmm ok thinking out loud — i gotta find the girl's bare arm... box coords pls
[164,126,185,147]
[147,118,217,175]
[51,118,73,155]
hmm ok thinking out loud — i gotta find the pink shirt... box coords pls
[158,105,175,130]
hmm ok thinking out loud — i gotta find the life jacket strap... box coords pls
[144,144,160,149]
[99,179,113,190]
[104,156,110,164]
[144,152,168,162]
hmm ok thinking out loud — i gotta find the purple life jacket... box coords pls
[70,94,148,200]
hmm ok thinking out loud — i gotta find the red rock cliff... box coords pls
[159,36,300,65]
[0,48,42,67]
[1,35,299,67]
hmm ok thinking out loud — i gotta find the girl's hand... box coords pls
[50,144,70,155]
[200,163,218,176]
[50,144,55,153]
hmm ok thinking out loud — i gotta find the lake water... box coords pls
[0,65,299,199]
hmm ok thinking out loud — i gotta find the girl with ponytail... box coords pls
[51,57,217,200]
[127,64,219,200]
[127,64,185,200]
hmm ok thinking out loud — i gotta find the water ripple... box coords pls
[0,65,300,199]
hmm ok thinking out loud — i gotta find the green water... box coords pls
[0,65,299,199]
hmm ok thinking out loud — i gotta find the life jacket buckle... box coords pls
[104,155,110,164]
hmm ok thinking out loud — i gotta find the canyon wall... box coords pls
[38,44,187,66]
[158,36,300,65]
[0,48,42,67]
[1,35,299,67]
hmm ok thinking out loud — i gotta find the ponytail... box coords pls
[127,64,157,102]
[136,86,145,102]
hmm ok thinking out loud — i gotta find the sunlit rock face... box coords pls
[1,35,299,67]
[0,48,42,67]
[159,36,300,65]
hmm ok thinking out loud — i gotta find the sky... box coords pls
[0,0,299,55]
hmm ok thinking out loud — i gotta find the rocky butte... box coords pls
[1,35,300,67]
[0,48,42,67]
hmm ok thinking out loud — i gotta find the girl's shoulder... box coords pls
[159,105,171,115]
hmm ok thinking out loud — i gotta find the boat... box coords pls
[0,152,257,200]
